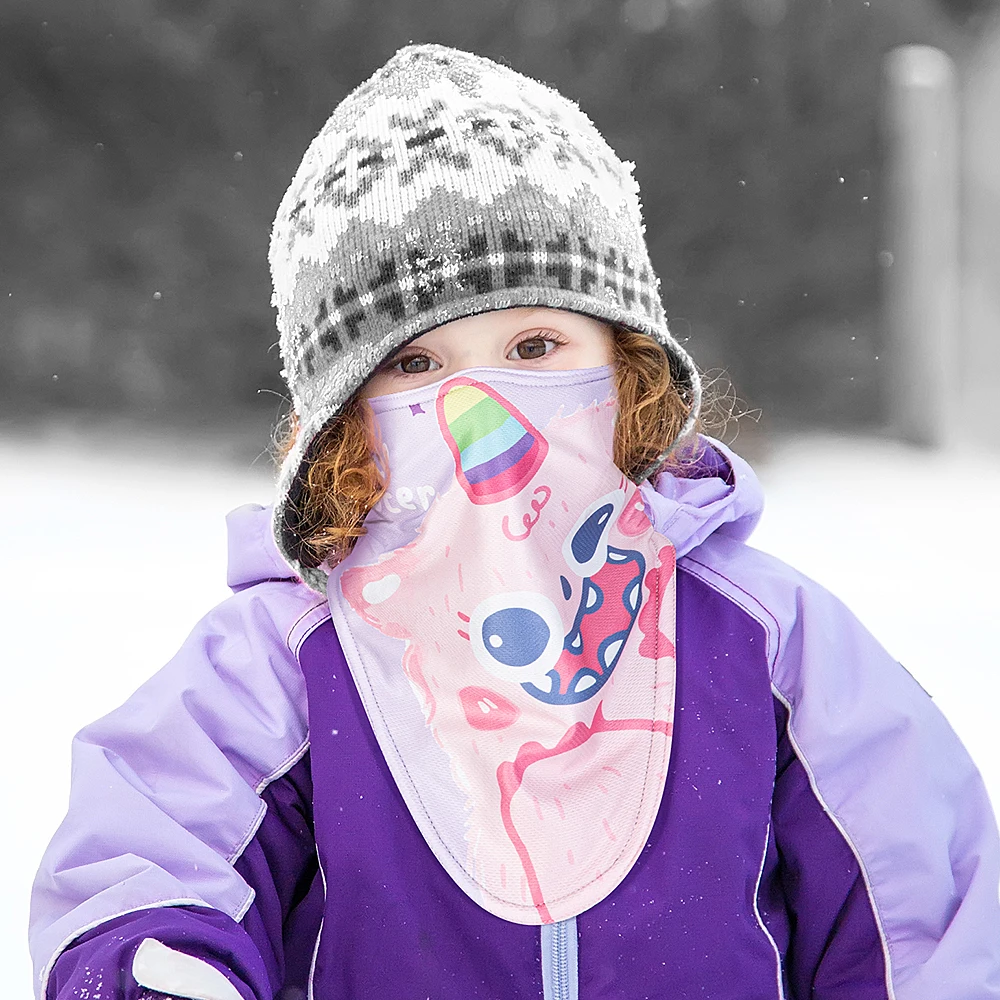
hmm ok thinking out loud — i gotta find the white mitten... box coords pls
[132,937,246,1000]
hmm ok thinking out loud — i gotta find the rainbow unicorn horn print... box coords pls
[436,377,548,504]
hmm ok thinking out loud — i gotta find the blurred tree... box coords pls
[0,0,974,435]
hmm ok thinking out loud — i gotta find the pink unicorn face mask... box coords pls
[327,365,677,925]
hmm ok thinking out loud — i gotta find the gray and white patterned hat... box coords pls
[270,43,701,589]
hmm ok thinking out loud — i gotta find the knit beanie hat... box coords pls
[270,43,701,591]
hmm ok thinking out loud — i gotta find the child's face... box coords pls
[361,307,614,399]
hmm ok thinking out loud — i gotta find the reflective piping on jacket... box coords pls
[541,917,578,1000]
[307,851,329,1000]
[751,820,786,1000]
[299,607,333,1000]
[771,684,895,999]
[253,737,311,796]
[37,899,208,1000]
[289,601,334,657]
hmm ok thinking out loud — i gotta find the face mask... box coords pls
[327,365,677,925]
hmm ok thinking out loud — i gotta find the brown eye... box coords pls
[513,337,551,360]
[397,354,433,374]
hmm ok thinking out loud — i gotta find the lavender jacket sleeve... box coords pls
[28,568,329,1000]
[683,533,1000,998]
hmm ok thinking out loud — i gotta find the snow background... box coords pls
[4,430,999,997]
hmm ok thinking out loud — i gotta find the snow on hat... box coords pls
[269,43,701,590]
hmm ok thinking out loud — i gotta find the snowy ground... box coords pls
[3,428,999,997]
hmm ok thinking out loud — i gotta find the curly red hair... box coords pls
[278,327,697,569]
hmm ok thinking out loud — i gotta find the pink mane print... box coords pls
[340,376,676,923]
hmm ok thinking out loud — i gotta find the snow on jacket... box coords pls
[29,443,1000,1000]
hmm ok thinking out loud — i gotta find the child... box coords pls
[29,44,1000,1000]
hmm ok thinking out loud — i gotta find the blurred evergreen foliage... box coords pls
[0,0,984,432]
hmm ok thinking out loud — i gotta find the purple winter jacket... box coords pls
[29,444,1000,1000]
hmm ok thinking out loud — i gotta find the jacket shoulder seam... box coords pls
[287,598,332,657]
[678,553,782,672]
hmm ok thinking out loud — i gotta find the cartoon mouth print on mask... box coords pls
[333,370,676,925]
[466,488,645,706]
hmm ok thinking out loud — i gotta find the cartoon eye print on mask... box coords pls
[468,591,565,690]
[466,488,645,706]
[562,489,626,576]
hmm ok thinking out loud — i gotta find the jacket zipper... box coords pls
[541,917,578,1000]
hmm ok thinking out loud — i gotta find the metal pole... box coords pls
[882,45,960,448]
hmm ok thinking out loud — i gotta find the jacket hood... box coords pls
[226,437,763,592]
[641,437,763,559]
[226,503,298,591]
